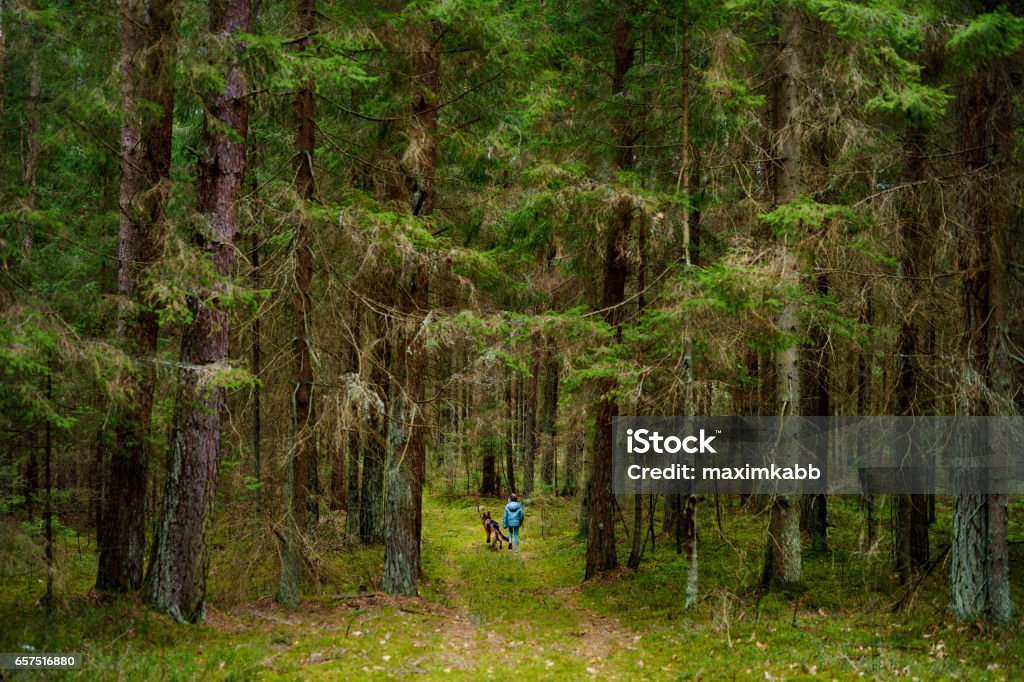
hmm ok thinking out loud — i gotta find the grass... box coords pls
[1,494,1022,680]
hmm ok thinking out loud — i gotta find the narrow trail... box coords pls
[199,496,637,679]
[422,500,634,678]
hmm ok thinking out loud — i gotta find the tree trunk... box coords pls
[540,352,558,487]
[522,338,540,497]
[627,216,649,571]
[585,14,635,580]
[329,446,345,511]
[678,3,699,603]
[627,490,643,569]
[481,450,497,496]
[332,310,361,515]
[949,47,1014,624]
[98,0,179,594]
[504,372,516,494]
[562,438,580,497]
[383,18,439,596]
[278,0,319,608]
[802,276,829,553]
[762,6,802,589]
[346,307,362,537]
[145,0,249,623]
[250,236,263,520]
[360,323,388,545]
[586,202,630,580]
[43,362,53,612]
[360,417,386,543]
[346,430,361,537]
[894,127,929,583]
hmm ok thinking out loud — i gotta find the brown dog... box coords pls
[481,511,509,550]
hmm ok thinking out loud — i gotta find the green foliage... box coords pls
[946,8,1024,64]
[810,0,922,51]
[758,196,859,237]
[865,80,953,126]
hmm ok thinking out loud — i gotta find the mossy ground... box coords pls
[1,494,1022,680]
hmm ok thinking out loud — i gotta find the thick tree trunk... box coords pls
[383,18,439,596]
[950,50,1014,624]
[384,263,428,594]
[145,0,249,623]
[98,0,179,594]
[585,198,630,579]
[762,6,802,589]
[585,14,635,580]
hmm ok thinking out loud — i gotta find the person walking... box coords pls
[502,493,525,553]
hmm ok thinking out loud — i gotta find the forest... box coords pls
[0,0,1023,678]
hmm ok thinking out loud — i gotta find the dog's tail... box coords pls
[497,527,509,543]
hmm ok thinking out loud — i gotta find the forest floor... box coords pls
[2,494,1024,680]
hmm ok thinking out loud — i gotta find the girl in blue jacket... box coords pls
[502,494,524,553]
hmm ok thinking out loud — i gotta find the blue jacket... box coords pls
[503,501,524,528]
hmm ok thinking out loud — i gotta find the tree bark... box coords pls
[522,341,540,497]
[278,0,318,608]
[145,0,249,623]
[383,18,439,596]
[98,0,179,594]
[504,371,517,493]
[360,319,388,544]
[584,198,630,580]
[949,46,1015,624]
[627,219,649,571]
[802,274,829,553]
[894,127,929,583]
[540,352,558,486]
[585,13,635,580]
[346,307,362,537]
[762,5,802,589]
[481,450,497,496]
[250,236,263,520]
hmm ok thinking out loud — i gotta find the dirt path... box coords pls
[425,501,634,677]
[200,498,637,679]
